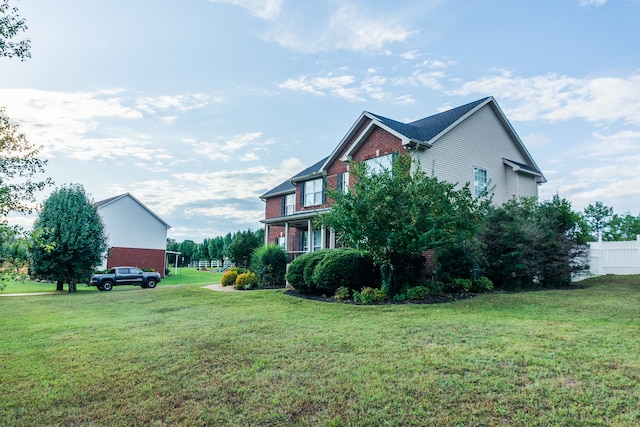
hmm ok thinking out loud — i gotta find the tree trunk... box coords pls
[68,278,77,293]
[56,280,64,291]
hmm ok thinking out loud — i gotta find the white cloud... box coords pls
[134,93,214,114]
[579,0,607,7]
[184,132,267,162]
[208,0,283,20]
[265,4,416,53]
[451,72,640,125]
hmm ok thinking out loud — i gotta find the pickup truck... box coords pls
[89,266,162,291]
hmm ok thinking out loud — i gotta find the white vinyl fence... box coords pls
[588,236,640,275]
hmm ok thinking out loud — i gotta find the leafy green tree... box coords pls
[603,213,640,241]
[208,236,225,264]
[29,184,108,292]
[0,108,53,217]
[227,230,260,269]
[583,201,613,241]
[0,0,31,61]
[178,240,196,266]
[481,196,588,290]
[321,153,485,297]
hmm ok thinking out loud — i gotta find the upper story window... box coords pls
[337,172,349,194]
[474,167,488,197]
[283,193,295,216]
[365,153,394,175]
[304,178,324,207]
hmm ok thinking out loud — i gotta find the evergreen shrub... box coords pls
[251,244,287,288]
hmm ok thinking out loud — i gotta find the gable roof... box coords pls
[95,193,171,228]
[259,157,329,200]
[261,97,546,200]
[369,97,489,143]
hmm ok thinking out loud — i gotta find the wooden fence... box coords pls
[588,236,640,275]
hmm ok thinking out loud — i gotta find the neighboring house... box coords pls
[95,193,170,276]
[260,96,546,259]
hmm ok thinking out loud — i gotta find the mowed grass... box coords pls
[0,268,222,294]
[1,275,639,426]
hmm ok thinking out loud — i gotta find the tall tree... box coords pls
[227,230,260,269]
[0,0,31,61]
[481,196,589,290]
[0,108,53,217]
[29,184,108,292]
[320,153,484,296]
[583,201,613,241]
[603,213,640,241]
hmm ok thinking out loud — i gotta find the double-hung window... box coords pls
[284,193,295,216]
[365,153,394,175]
[337,172,349,194]
[304,178,324,207]
[301,230,322,252]
[474,167,488,197]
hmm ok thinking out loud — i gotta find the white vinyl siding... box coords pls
[97,196,168,250]
[304,178,323,206]
[411,104,538,205]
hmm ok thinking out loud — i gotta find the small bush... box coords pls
[447,278,473,293]
[221,270,238,287]
[472,276,494,293]
[353,287,385,304]
[406,286,429,300]
[235,271,259,289]
[333,286,350,301]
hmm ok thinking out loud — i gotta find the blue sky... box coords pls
[2,0,639,242]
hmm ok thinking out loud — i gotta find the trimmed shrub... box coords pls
[221,270,238,287]
[447,278,473,293]
[251,244,287,288]
[311,248,379,295]
[472,276,494,293]
[285,250,331,292]
[406,286,430,300]
[235,271,259,289]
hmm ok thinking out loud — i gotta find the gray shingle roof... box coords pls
[367,97,489,143]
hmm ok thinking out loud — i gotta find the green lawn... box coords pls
[1,275,639,426]
[0,268,222,294]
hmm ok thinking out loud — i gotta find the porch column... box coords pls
[307,219,313,253]
[329,229,336,249]
[285,222,289,251]
[264,225,269,246]
[321,224,326,249]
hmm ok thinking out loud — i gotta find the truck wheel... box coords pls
[146,279,157,289]
[101,281,113,291]
[97,285,104,291]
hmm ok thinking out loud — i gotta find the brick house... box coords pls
[95,193,170,276]
[260,97,546,259]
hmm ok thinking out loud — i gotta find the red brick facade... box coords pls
[263,114,407,251]
[107,247,167,276]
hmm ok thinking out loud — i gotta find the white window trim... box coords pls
[474,167,488,198]
[285,193,295,216]
[304,178,323,207]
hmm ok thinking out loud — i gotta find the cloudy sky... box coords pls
[2,0,639,242]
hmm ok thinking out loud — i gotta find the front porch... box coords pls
[261,208,338,261]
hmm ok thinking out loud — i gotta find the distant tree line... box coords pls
[166,228,264,268]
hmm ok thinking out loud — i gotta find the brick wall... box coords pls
[107,247,166,276]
